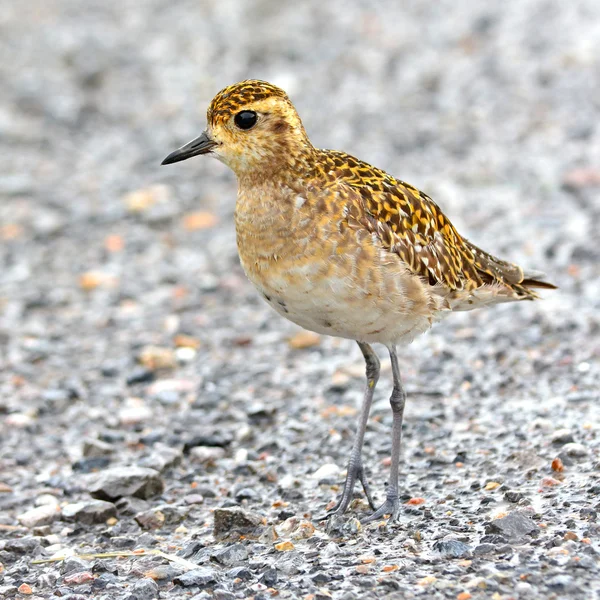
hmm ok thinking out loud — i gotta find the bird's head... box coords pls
[162,80,314,180]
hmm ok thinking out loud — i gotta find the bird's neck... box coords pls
[235,142,319,189]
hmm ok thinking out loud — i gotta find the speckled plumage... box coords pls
[163,79,556,522]
[197,80,554,345]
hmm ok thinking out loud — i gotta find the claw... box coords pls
[318,459,372,520]
[361,493,400,524]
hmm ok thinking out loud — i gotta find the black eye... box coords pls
[234,111,258,130]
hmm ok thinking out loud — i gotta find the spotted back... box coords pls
[318,150,536,296]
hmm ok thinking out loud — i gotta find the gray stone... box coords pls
[173,567,219,587]
[87,467,164,501]
[473,543,496,555]
[485,512,538,542]
[0,174,34,195]
[274,551,306,576]
[61,557,91,574]
[136,532,159,547]
[0,586,18,598]
[551,429,575,445]
[504,490,526,503]
[82,438,115,457]
[189,593,212,600]
[62,500,117,524]
[571,555,595,570]
[213,589,237,600]
[234,487,261,503]
[135,509,166,530]
[480,534,508,545]
[138,444,183,472]
[547,574,575,591]
[312,571,331,584]
[37,572,58,589]
[210,542,249,566]
[156,504,188,525]
[260,567,278,586]
[433,539,472,558]
[226,566,252,581]
[4,537,41,555]
[213,507,263,540]
[115,496,151,516]
[132,577,159,599]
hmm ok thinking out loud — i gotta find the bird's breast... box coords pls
[234,184,443,344]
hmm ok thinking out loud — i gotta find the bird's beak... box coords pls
[161,131,218,165]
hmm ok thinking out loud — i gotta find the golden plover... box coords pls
[162,80,556,523]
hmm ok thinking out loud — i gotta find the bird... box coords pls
[162,79,556,523]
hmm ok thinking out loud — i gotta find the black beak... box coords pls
[161,131,218,165]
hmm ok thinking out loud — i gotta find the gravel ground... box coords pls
[1,1,599,599]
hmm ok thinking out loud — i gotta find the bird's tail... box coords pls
[520,269,558,291]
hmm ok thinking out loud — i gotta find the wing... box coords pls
[322,150,547,297]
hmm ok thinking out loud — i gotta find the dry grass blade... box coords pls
[31,548,199,571]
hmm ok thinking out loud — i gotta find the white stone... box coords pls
[311,463,340,480]
[18,504,60,528]
[562,442,589,458]
[189,446,225,463]
[119,401,152,425]
[175,347,196,362]
[35,494,60,507]
[234,448,249,464]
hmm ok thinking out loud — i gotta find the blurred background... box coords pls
[0,0,600,598]
[1,0,597,393]
[0,0,599,594]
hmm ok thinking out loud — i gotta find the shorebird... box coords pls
[162,80,555,523]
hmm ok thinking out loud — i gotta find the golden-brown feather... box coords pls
[189,79,555,340]
[312,149,554,299]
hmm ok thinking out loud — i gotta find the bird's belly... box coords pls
[242,251,440,345]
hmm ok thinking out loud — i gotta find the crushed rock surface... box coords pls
[1,1,599,599]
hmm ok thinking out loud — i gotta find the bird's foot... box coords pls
[318,458,375,520]
[361,491,400,524]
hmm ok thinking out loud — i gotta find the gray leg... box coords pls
[322,341,380,517]
[362,345,406,523]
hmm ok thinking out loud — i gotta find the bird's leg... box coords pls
[322,341,380,518]
[362,345,406,524]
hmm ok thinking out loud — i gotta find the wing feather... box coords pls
[321,150,551,297]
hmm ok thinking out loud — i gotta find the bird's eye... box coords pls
[234,111,258,130]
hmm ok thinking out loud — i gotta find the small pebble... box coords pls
[87,466,164,501]
[190,446,226,463]
[311,463,340,481]
[210,543,249,566]
[551,429,575,445]
[64,571,94,585]
[82,438,115,457]
[35,493,60,507]
[17,504,60,528]
[18,583,33,595]
[61,500,117,524]
[561,443,589,458]
[173,567,219,588]
[486,512,538,542]
[135,509,166,530]
[213,507,264,540]
[133,577,159,599]
[183,493,205,505]
[433,539,472,559]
